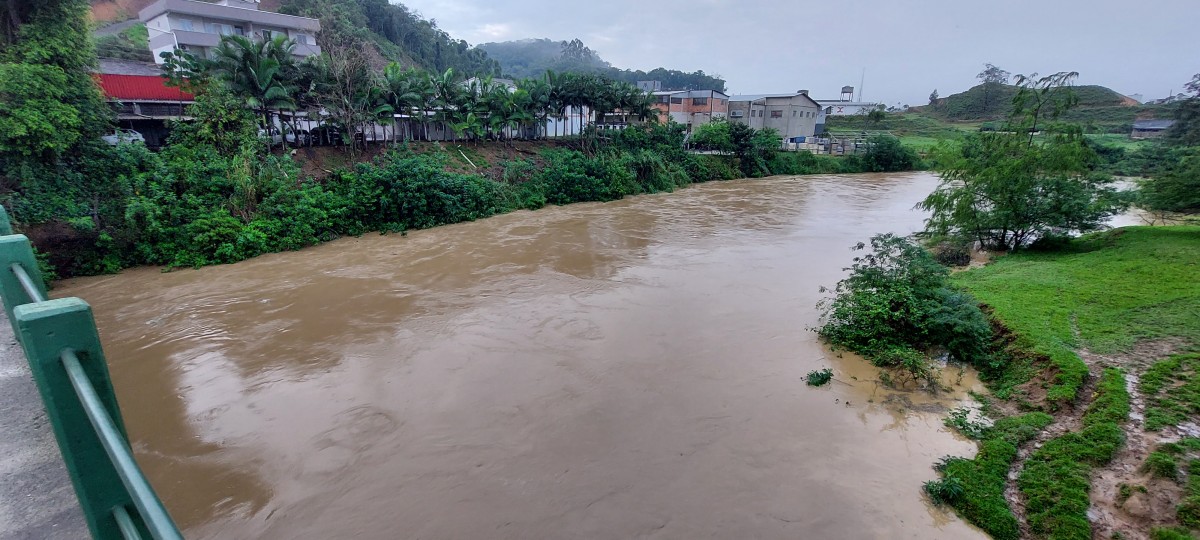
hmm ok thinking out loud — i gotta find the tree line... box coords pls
[165,34,662,153]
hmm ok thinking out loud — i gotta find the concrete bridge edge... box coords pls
[0,309,89,540]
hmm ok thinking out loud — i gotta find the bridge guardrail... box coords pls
[0,207,182,540]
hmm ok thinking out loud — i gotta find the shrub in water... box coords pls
[806,368,833,387]
[924,476,965,505]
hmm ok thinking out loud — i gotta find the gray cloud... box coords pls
[401,0,1197,105]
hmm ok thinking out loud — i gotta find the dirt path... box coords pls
[1084,341,1185,540]
[1001,364,1098,538]
[996,340,1184,539]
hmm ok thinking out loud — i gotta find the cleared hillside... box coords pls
[919,82,1176,133]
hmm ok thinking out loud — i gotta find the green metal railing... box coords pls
[0,207,182,540]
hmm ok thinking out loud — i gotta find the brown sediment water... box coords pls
[55,172,988,539]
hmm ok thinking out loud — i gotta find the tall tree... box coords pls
[919,72,1126,251]
[977,63,1011,84]
[0,0,109,161]
[209,35,298,136]
[1166,73,1200,146]
[312,42,377,155]
[976,63,1011,114]
[928,89,939,107]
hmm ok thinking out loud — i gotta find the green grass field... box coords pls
[953,226,1200,403]
[931,227,1200,539]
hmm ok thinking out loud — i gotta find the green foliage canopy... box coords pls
[920,72,1128,251]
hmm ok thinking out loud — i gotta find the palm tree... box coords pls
[209,35,297,145]
[383,63,421,143]
[411,73,436,141]
[518,78,552,139]
[430,68,459,141]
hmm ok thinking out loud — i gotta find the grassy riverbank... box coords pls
[930,226,1200,539]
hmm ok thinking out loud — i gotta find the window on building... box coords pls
[178,19,194,31]
[693,97,708,106]
[658,95,670,104]
[294,33,309,45]
[234,26,245,36]
[670,97,683,104]
[770,110,783,118]
[793,110,798,117]
[260,29,274,40]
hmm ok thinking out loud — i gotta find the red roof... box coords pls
[94,74,194,101]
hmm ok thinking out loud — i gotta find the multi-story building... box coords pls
[139,0,321,64]
[728,92,822,143]
[651,90,729,131]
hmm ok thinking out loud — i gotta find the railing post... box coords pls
[14,298,153,540]
[0,205,13,235]
[0,234,46,334]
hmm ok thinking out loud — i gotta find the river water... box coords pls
[56,172,987,539]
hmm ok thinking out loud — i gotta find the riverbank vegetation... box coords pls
[816,233,993,388]
[820,67,1200,539]
[1,1,922,279]
[941,226,1198,539]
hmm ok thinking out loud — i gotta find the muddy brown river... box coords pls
[56,172,988,539]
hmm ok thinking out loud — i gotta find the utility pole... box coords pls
[859,68,866,103]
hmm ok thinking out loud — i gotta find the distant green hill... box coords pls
[479,38,727,92]
[920,82,1174,133]
[479,38,610,79]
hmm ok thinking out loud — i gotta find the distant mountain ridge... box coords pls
[480,38,727,92]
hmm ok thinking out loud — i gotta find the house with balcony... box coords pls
[728,92,822,143]
[139,0,321,64]
[651,90,729,132]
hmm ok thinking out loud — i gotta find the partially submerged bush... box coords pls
[805,368,834,387]
[924,476,964,504]
[817,233,995,376]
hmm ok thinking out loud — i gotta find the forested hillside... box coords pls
[480,38,727,92]
[480,38,610,79]
[276,0,499,75]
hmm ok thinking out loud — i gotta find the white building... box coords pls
[728,92,822,143]
[815,100,881,116]
[139,0,321,63]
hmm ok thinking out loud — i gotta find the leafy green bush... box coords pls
[924,476,964,504]
[857,134,920,172]
[817,233,994,372]
[805,368,833,387]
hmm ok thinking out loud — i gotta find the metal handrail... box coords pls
[62,349,182,540]
[6,251,183,540]
[113,506,142,540]
[12,262,45,303]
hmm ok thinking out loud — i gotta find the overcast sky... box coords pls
[398,0,1196,105]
